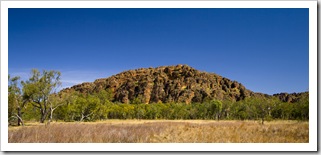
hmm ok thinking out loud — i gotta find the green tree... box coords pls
[74,94,101,121]
[131,94,144,104]
[54,90,79,121]
[230,101,248,120]
[247,97,273,125]
[8,75,26,126]
[22,69,61,123]
[48,93,71,123]
[210,100,223,120]
[95,89,114,104]
[221,100,232,120]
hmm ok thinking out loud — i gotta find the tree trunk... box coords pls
[218,113,220,121]
[49,108,53,123]
[17,107,21,126]
[40,115,46,123]
[17,107,23,126]
[80,113,85,122]
[40,109,48,123]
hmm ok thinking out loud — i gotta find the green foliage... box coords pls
[74,94,101,121]
[131,95,144,104]
[94,89,113,104]
[8,75,20,119]
[9,69,310,125]
[8,75,25,125]
[21,69,61,123]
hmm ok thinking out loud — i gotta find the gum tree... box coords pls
[22,69,61,123]
[8,75,27,126]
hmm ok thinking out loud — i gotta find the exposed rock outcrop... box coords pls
[62,64,308,104]
[62,65,256,104]
[273,92,309,103]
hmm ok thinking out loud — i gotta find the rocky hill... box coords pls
[62,64,307,104]
[273,92,309,103]
[62,65,260,104]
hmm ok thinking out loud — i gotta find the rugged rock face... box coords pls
[62,65,258,104]
[273,92,309,103]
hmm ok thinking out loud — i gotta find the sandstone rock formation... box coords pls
[273,92,309,103]
[62,65,259,104]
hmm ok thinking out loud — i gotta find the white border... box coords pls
[1,0,317,151]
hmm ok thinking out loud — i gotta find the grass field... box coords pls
[8,120,309,143]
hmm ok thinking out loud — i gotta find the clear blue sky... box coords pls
[9,8,309,95]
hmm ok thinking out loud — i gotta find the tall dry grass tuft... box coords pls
[8,120,308,143]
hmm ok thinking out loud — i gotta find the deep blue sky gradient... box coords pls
[9,8,309,94]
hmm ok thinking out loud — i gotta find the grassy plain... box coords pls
[8,120,308,143]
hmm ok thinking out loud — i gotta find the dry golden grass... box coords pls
[8,120,308,143]
[152,120,309,143]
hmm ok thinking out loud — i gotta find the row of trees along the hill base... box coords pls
[8,69,309,126]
